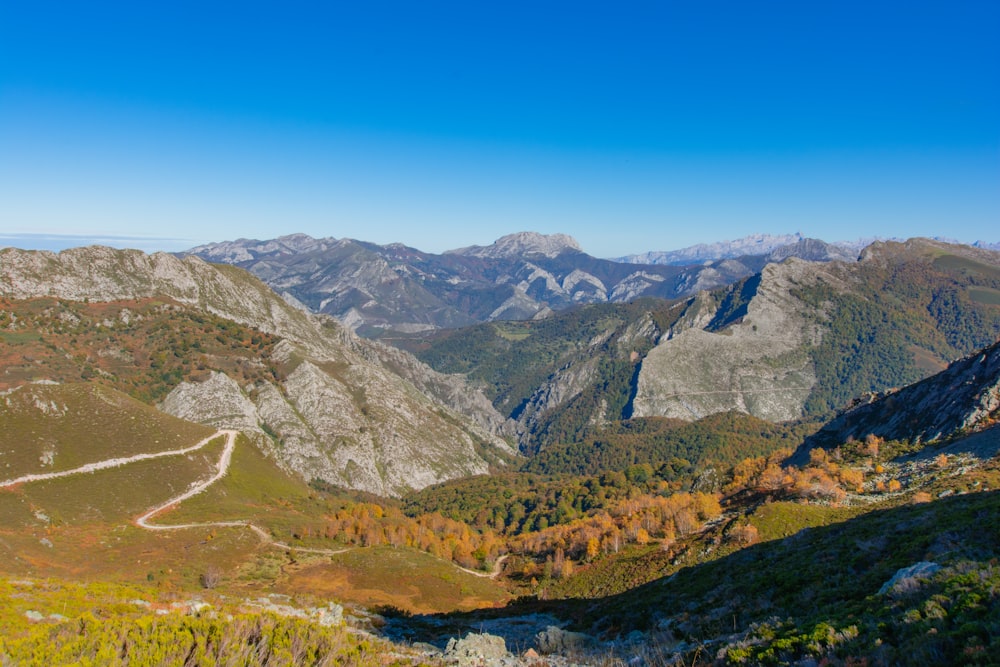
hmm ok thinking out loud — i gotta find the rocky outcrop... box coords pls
[534,625,597,654]
[0,246,515,497]
[797,340,1000,456]
[516,357,602,440]
[878,562,942,596]
[632,239,1000,424]
[442,633,509,666]
[633,259,831,422]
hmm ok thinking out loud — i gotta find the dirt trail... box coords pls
[0,431,235,489]
[7,429,513,574]
[133,430,349,556]
[455,554,509,579]
[134,429,239,530]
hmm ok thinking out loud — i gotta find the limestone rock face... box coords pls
[633,259,833,422]
[633,239,1000,425]
[0,246,514,497]
[159,372,259,433]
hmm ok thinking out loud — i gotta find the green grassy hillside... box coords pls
[796,243,1000,415]
[0,382,214,479]
[580,487,1000,665]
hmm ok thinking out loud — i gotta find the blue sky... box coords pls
[1,1,997,257]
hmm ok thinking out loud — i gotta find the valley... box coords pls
[0,237,998,665]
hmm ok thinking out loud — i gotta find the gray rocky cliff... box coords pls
[632,259,838,422]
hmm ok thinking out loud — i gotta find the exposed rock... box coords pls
[878,562,942,596]
[317,603,345,627]
[633,260,829,422]
[518,357,601,439]
[160,372,259,433]
[534,625,597,654]
[246,597,344,627]
[443,632,509,665]
[630,238,1000,426]
[797,339,1000,458]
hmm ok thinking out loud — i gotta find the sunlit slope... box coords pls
[0,383,214,479]
[0,247,514,497]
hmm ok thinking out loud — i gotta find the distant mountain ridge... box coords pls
[618,232,998,265]
[618,232,814,265]
[618,233,869,265]
[186,232,857,335]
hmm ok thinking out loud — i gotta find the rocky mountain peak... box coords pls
[446,232,583,259]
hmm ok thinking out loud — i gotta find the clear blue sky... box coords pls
[1,1,997,256]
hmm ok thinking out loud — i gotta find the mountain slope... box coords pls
[0,383,214,480]
[633,239,1000,423]
[0,246,514,496]
[795,338,1000,458]
[399,239,1000,455]
[395,298,689,452]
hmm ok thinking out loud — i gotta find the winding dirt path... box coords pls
[132,430,349,556]
[134,429,239,530]
[454,553,509,580]
[0,431,235,489]
[5,429,513,573]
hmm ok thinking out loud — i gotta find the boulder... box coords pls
[534,625,597,654]
[878,561,942,596]
[443,632,509,666]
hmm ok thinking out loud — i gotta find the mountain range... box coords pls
[617,233,1000,265]
[394,238,1000,453]
[187,231,859,335]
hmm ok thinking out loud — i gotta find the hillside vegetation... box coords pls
[0,577,428,666]
[796,243,1000,415]
[401,240,1000,458]
[578,485,1000,666]
[3,241,1000,664]
[0,382,214,479]
[0,248,515,497]
[522,412,819,477]
[0,296,280,403]
[397,298,685,452]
